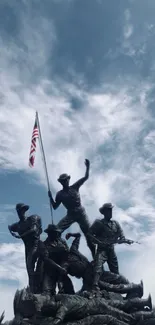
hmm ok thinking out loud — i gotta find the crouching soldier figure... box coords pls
[37,224,74,296]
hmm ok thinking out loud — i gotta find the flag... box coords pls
[29,115,39,167]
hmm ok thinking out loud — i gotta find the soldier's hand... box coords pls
[65,233,71,240]
[85,159,90,168]
[48,190,52,199]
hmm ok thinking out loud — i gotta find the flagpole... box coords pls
[36,111,54,224]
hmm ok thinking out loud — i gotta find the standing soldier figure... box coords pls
[48,159,95,258]
[8,203,42,293]
[88,203,128,290]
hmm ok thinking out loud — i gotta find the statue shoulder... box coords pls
[91,219,103,228]
[28,215,42,224]
[112,220,119,227]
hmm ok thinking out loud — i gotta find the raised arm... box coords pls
[66,233,81,252]
[39,241,67,275]
[48,191,62,210]
[72,159,90,190]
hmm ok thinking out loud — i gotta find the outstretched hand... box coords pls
[85,159,90,168]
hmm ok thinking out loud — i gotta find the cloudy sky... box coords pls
[1,0,155,319]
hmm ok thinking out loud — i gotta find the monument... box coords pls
[2,159,155,325]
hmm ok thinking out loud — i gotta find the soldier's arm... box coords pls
[68,233,81,252]
[87,220,104,245]
[48,191,62,210]
[72,159,90,190]
[8,223,20,238]
[54,303,68,324]
[21,224,37,238]
[8,223,18,233]
[39,241,67,275]
[62,239,69,252]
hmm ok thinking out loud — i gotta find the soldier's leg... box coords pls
[93,250,108,290]
[107,247,119,274]
[78,213,96,258]
[99,280,143,297]
[42,272,57,296]
[76,315,129,325]
[58,275,75,294]
[100,270,129,285]
[132,310,155,322]
[26,243,38,292]
[57,214,74,233]
[108,296,152,313]
[92,299,134,323]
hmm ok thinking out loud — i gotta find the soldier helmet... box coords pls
[57,173,70,182]
[99,203,114,213]
[16,203,29,212]
[44,224,62,234]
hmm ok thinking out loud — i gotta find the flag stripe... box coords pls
[29,116,39,167]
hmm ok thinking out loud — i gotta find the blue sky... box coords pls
[1,0,155,319]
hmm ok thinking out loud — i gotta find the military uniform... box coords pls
[89,210,125,288]
[38,226,73,295]
[52,174,95,258]
[9,214,42,291]
[44,294,134,324]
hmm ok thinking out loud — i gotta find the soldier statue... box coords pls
[88,203,130,290]
[8,203,42,292]
[37,224,74,296]
[48,159,95,258]
[65,232,143,297]
[40,293,136,324]
[40,293,154,325]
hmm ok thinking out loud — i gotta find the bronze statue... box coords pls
[8,203,42,292]
[88,203,130,290]
[37,224,74,295]
[5,175,155,325]
[48,159,95,258]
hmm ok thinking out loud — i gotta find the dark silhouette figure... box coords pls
[48,159,95,258]
[8,203,42,292]
[66,232,143,297]
[37,224,74,296]
[88,203,127,289]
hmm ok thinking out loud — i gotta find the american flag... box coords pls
[29,115,39,167]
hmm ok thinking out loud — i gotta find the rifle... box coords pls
[88,233,141,247]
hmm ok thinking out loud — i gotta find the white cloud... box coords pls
[123,9,133,39]
[0,243,27,320]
